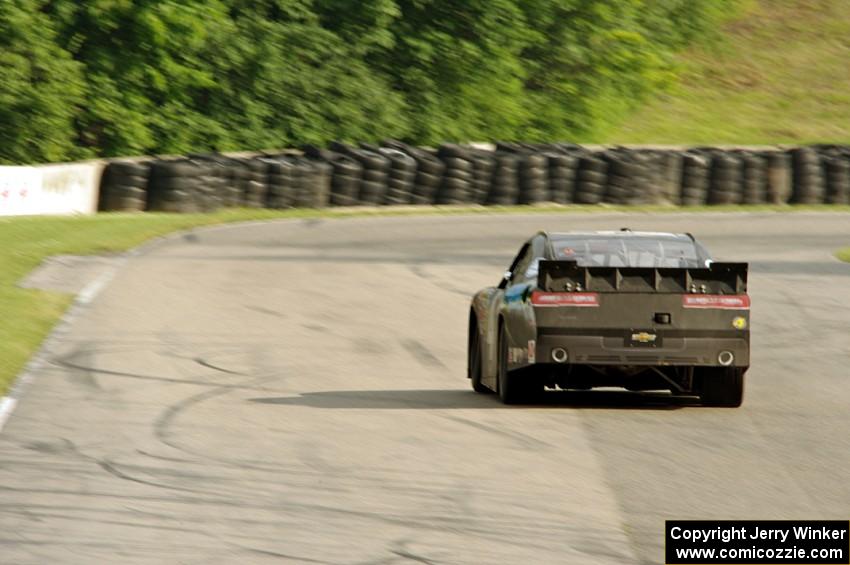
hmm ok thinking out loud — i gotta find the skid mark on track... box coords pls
[0,508,218,541]
[0,481,638,560]
[438,414,551,450]
[302,218,325,228]
[234,544,332,564]
[245,305,287,319]
[96,460,208,495]
[154,387,243,452]
[390,548,440,565]
[135,449,197,464]
[64,348,102,391]
[352,336,387,355]
[149,347,285,465]
[22,437,77,456]
[407,264,472,298]
[401,339,446,369]
[20,437,210,497]
[193,357,245,375]
[50,356,273,392]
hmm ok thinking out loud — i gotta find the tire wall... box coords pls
[96,144,850,211]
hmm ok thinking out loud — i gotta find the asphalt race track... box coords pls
[2,212,849,564]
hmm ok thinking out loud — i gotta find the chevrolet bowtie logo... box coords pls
[631,332,657,343]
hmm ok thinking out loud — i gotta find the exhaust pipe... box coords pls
[551,348,569,363]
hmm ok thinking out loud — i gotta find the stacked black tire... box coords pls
[97,143,850,213]
[147,160,208,213]
[185,155,240,208]
[263,157,297,209]
[814,145,850,204]
[329,143,391,205]
[517,152,549,204]
[303,147,363,207]
[739,151,769,204]
[707,151,743,205]
[238,159,268,208]
[466,149,496,204]
[147,156,264,212]
[654,150,683,204]
[824,156,850,204]
[680,153,711,205]
[494,143,553,205]
[435,144,474,204]
[545,152,578,204]
[486,152,521,205]
[295,158,333,208]
[261,157,324,209]
[640,151,671,204]
[602,149,654,205]
[766,152,792,204]
[187,153,236,209]
[789,147,826,204]
[574,154,607,204]
[368,146,417,205]
[382,140,444,205]
[99,161,150,212]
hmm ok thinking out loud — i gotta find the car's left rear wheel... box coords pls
[468,321,489,394]
[497,323,539,404]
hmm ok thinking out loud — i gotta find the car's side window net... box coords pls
[500,243,532,288]
[524,257,542,280]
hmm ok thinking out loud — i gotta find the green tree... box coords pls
[383,0,532,144]
[5,0,737,162]
[0,0,83,164]
[206,1,410,148]
[45,0,234,156]
[44,0,409,155]
[314,0,400,55]
[517,0,672,140]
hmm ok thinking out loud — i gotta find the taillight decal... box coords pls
[531,292,600,307]
[682,294,750,310]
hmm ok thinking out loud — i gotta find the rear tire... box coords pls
[468,317,489,394]
[699,367,745,407]
[497,323,540,404]
[497,324,515,403]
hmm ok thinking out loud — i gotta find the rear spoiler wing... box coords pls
[538,260,748,294]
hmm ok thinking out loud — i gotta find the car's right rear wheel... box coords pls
[698,367,745,407]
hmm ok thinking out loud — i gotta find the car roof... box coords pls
[547,230,695,242]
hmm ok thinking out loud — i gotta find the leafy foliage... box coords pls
[0,0,736,163]
[0,0,84,163]
[382,0,532,143]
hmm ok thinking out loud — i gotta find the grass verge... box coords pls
[602,0,850,145]
[2,203,850,396]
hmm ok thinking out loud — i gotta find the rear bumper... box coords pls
[536,330,749,367]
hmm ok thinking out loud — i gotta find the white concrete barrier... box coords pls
[0,161,104,217]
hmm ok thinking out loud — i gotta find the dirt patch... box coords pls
[19,255,123,295]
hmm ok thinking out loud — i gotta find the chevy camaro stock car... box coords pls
[467,230,750,406]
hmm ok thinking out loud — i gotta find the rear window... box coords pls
[552,236,708,268]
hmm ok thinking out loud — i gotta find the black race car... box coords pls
[468,230,750,406]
